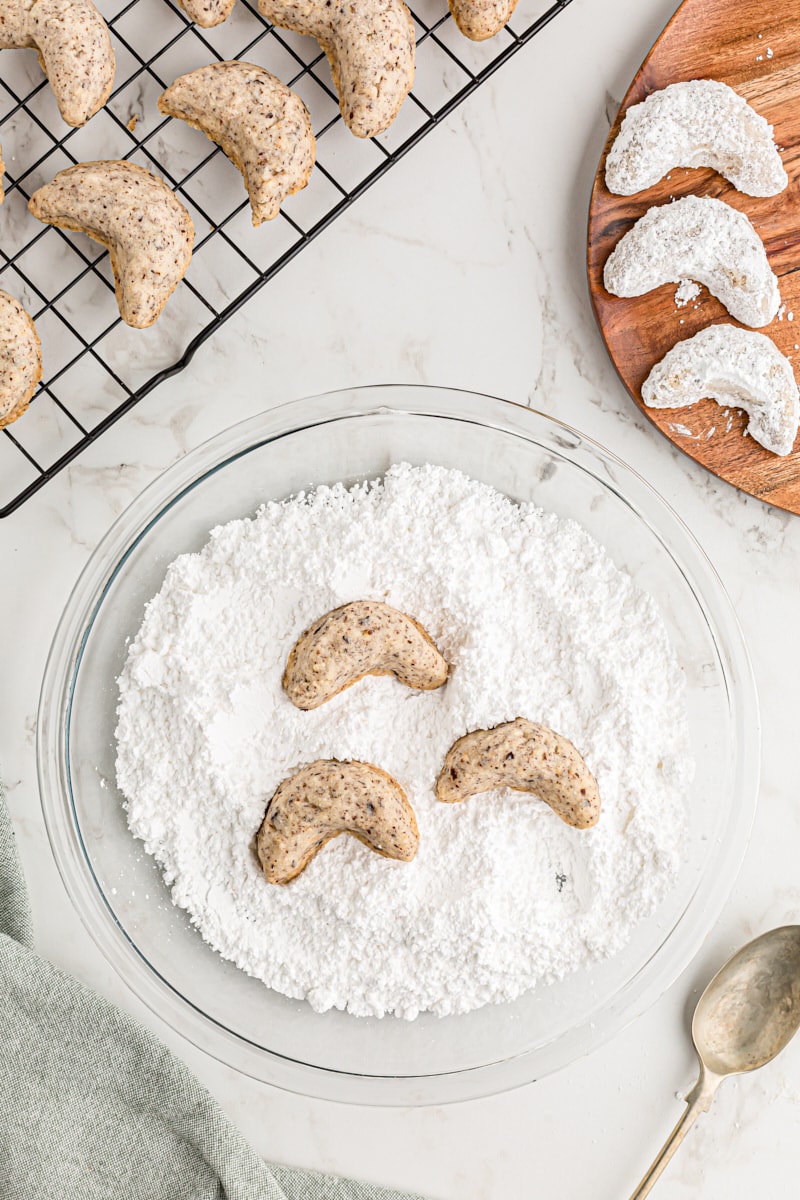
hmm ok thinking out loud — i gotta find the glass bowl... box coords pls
[38,385,759,1105]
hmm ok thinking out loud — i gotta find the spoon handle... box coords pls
[628,1072,721,1199]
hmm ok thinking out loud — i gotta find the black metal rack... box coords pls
[0,0,573,516]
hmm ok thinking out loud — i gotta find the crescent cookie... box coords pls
[0,290,42,428]
[256,759,419,884]
[159,63,315,226]
[257,0,415,139]
[436,718,600,829]
[283,600,448,709]
[603,195,780,328]
[606,79,787,198]
[448,0,518,41]
[0,0,115,127]
[174,0,234,25]
[642,325,800,457]
[28,161,194,329]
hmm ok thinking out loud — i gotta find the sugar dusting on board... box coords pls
[115,464,692,1020]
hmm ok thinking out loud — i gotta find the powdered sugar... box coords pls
[115,464,692,1020]
[675,279,701,308]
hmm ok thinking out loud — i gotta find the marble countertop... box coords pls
[4,0,800,1194]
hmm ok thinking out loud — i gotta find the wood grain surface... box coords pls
[587,0,800,513]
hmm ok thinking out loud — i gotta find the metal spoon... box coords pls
[630,925,800,1199]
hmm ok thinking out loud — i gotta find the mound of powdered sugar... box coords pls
[116,463,692,1020]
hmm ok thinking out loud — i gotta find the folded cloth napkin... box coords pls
[0,783,426,1200]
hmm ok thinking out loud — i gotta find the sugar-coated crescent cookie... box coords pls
[436,718,601,829]
[606,80,787,199]
[256,759,419,884]
[448,0,518,41]
[174,0,234,27]
[603,195,780,328]
[159,63,315,226]
[0,0,115,127]
[0,290,42,428]
[257,0,415,139]
[28,161,194,329]
[642,325,800,457]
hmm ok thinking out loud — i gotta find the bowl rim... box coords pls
[37,383,760,1105]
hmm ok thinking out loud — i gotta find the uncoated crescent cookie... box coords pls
[159,62,316,226]
[0,0,115,127]
[174,0,234,25]
[257,0,415,139]
[28,161,194,329]
[448,0,518,41]
[0,290,42,428]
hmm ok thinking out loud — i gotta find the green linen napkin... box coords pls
[0,783,426,1200]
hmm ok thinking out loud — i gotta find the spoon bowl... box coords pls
[693,926,800,1077]
[631,925,800,1198]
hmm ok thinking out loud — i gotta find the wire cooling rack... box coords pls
[0,0,574,516]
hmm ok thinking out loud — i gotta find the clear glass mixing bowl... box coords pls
[38,385,759,1105]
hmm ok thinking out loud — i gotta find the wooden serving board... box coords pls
[587,0,800,513]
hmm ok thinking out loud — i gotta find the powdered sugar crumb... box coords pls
[675,279,701,308]
[115,465,692,1020]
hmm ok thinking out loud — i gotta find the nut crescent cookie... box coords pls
[642,325,800,457]
[257,0,415,139]
[448,0,518,41]
[174,0,234,25]
[283,599,449,710]
[606,80,787,198]
[28,161,194,329]
[0,0,115,127]
[603,195,780,328]
[256,759,420,884]
[159,63,315,226]
[0,290,42,428]
[436,717,601,829]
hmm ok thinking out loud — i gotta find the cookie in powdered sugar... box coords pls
[606,79,787,198]
[642,324,800,457]
[0,290,42,428]
[603,195,780,328]
[159,63,315,226]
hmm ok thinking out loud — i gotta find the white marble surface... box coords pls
[4,0,800,1195]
